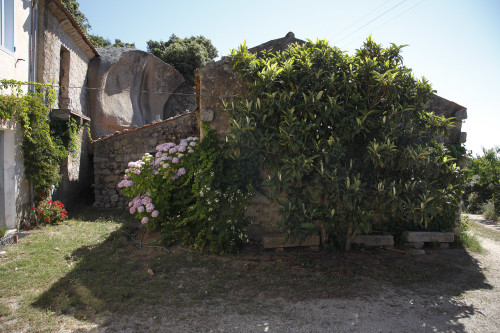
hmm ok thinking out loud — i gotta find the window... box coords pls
[0,0,14,52]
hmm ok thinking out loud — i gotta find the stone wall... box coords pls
[92,112,199,208]
[196,33,304,240]
[37,0,98,206]
[37,0,95,113]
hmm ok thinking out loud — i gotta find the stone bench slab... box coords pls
[403,231,454,243]
[262,234,320,249]
[351,235,394,247]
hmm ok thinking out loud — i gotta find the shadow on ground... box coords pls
[32,210,492,332]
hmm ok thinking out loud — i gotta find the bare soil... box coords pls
[2,216,500,332]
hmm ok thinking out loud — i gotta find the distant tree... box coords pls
[463,147,500,217]
[60,0,91,33]
[88,34,111,48]
[112,39,135,49]
[60,0,135,49]
[147,35,218,83]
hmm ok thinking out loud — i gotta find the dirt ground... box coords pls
[71,217,500,333]
[2,215,499,333]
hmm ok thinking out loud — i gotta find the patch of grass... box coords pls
[459,232,485,253]
[482,201,499,222]
[0,226,7,238]
[0,208,125,331]
[0,206,492,332]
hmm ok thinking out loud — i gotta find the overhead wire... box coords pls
[332,0,395,40]
[337,0,411,44]
[341,0,429,49]
[6,82,239,99]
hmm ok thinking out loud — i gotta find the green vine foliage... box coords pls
[226,37,463,250]
[0,80,74,198]
[49,117,82,157]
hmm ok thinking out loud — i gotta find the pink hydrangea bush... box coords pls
[118,127,253,254]
[118,137,198,228]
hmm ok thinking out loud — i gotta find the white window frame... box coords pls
[0,0,15,55]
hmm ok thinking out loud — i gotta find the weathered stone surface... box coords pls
[403,231,454,243]
[351,235,394,247]
[196,32,304,141]
[460,132,467,143]
[455,109,468,120]
[407,249,426,255]
[88,48,196,138]
[424,94,467,145]
[404,242,424,249]
[262,233,320,249]
[201,109,215,122]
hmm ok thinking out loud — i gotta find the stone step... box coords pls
[403,231,454,243]
[351,235,394,247]
[261,233,320,249]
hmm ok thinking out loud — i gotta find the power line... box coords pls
[342,0,428,49]
[3,82,239,99]
[332,0,395,40]
[337,0,411,44]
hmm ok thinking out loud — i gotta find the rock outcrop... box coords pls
[88,47,196,138]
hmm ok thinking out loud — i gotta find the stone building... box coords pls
[1,0,100,230]
[35,0,99,206]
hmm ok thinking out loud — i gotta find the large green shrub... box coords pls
[119,125,254,253]
[226,37,462,250]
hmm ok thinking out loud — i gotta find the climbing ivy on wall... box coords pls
[226,37,463,250]
[0,80,80,198]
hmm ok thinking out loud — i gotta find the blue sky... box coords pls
[79,0,500,156]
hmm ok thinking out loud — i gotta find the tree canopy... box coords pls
[89,35,135,49]
[227,37,463,250]
[147,35,218,84]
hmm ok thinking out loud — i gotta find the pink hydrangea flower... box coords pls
[146,203,155,212]
[118,180,133,188]
[177,168,186,176]
[137,206,145,213]
[141,217,149,224]
[129,207,136,214]
[151,210,159,218]
[172,157,179,164]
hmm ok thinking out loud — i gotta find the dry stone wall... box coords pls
[92,112,198,208]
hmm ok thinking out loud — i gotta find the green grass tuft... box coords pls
[459,232,485,253]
